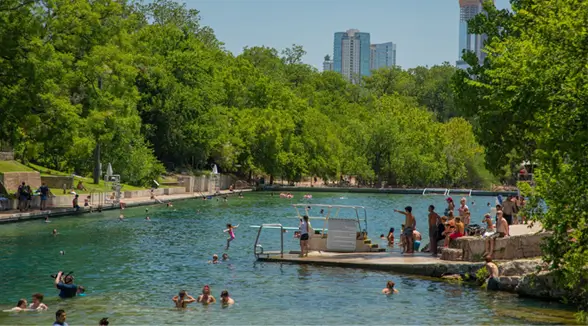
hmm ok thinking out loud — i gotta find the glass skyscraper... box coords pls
[457,0,494,69]
[333,29,371,83]
[370,42,397,70]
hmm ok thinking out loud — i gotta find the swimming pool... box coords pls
[0,192,576,324]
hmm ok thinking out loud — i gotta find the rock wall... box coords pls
[41,175,74,189]
[442,232,550,262]
[0,152,14,161]
[0,172,42,193]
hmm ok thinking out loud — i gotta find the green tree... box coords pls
[453,0,588,316]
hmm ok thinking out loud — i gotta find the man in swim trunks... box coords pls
[395,206,416,254]
[413,229,422,252]
[485,256,500,291]
[484,211,509,257]
[54,271,78,299]
[197,285,216,305]
[172,290,196,308]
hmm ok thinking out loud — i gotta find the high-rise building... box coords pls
[370,42,397,70]
[457,0,494,69]
[322,55,333,72]
[333,29,371,82]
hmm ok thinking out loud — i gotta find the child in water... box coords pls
[223,224,239,250]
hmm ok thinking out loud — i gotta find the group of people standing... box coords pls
[16,181,50,211]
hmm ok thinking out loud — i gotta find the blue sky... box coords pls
[187,0,511,69]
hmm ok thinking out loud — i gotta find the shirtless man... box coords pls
[394,206,415,254]
[485,256,500,291]
[413,229,422,252]
[484,211,509,257]
[172,290,196,308]
[220,290,235,306]
[29,293,48,310]
[197,285,216,305]
[427,205,440,256]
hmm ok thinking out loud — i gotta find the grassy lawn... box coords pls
[26,162,147,195]
[2,161,176,196]
[0,160,34,173]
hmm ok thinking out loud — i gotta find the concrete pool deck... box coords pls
[258,250,485,277]
[0,189,252,224]
[257,223,544,277]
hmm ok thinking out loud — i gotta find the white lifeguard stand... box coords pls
[104,163,121,204]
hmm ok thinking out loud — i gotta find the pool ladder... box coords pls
[253,223,284,259]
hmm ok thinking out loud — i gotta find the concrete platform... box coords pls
[0,189,252,224]
[258,250,485,277]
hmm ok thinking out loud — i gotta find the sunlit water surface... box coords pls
[0,192,576,324]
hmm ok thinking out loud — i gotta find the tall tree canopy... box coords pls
[453,0,588,315]
[0,0,492,189]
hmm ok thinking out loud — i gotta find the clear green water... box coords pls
[0,192,577,325]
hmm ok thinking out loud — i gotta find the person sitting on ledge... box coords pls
[483,211,509,257]
[444,217,464,247]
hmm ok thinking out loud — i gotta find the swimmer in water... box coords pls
[119,214,124,221]
[77,286,86,296]
[29,293,48,310]
[209,254,220,264]
[197,285,216,305]
[223,224,239,250]
[145,216,150,221]
[9,299,28,312]
[382,281,399,295]
[172,290,196,308]
[45,216,50,223]
[320,209,324,215]
[222,253,229,261]
[52,229,58,235]
[167,202,173,207]
[220,290,235,306]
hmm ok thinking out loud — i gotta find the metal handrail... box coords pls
[253,224,284,259]
[422,188,449,196]
[447,189,473,197]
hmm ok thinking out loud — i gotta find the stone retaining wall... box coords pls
[442,232,549,262]
[41,175,74,189]
[0,172,42,193]
[0,152,14,161]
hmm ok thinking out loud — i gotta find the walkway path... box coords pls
[0,189,252,224]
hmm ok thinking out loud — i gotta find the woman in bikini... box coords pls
[197,285,216,305]
[223,224,239,250]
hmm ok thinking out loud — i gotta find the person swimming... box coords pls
[222,253,229,261]
[8,299,28,312]
[172,290,196,308]
[77,286,86,296]
[220,290,235,306]
[382,281,399,295]
[29,293,48,310]
[209,254,220,264]
[145,216,151,221]
[119,214,124,221]
[223,224,239,250]
[197,285,216,305]
[52,229,58,235]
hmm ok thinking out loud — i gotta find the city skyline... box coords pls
[189,0,511,70]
